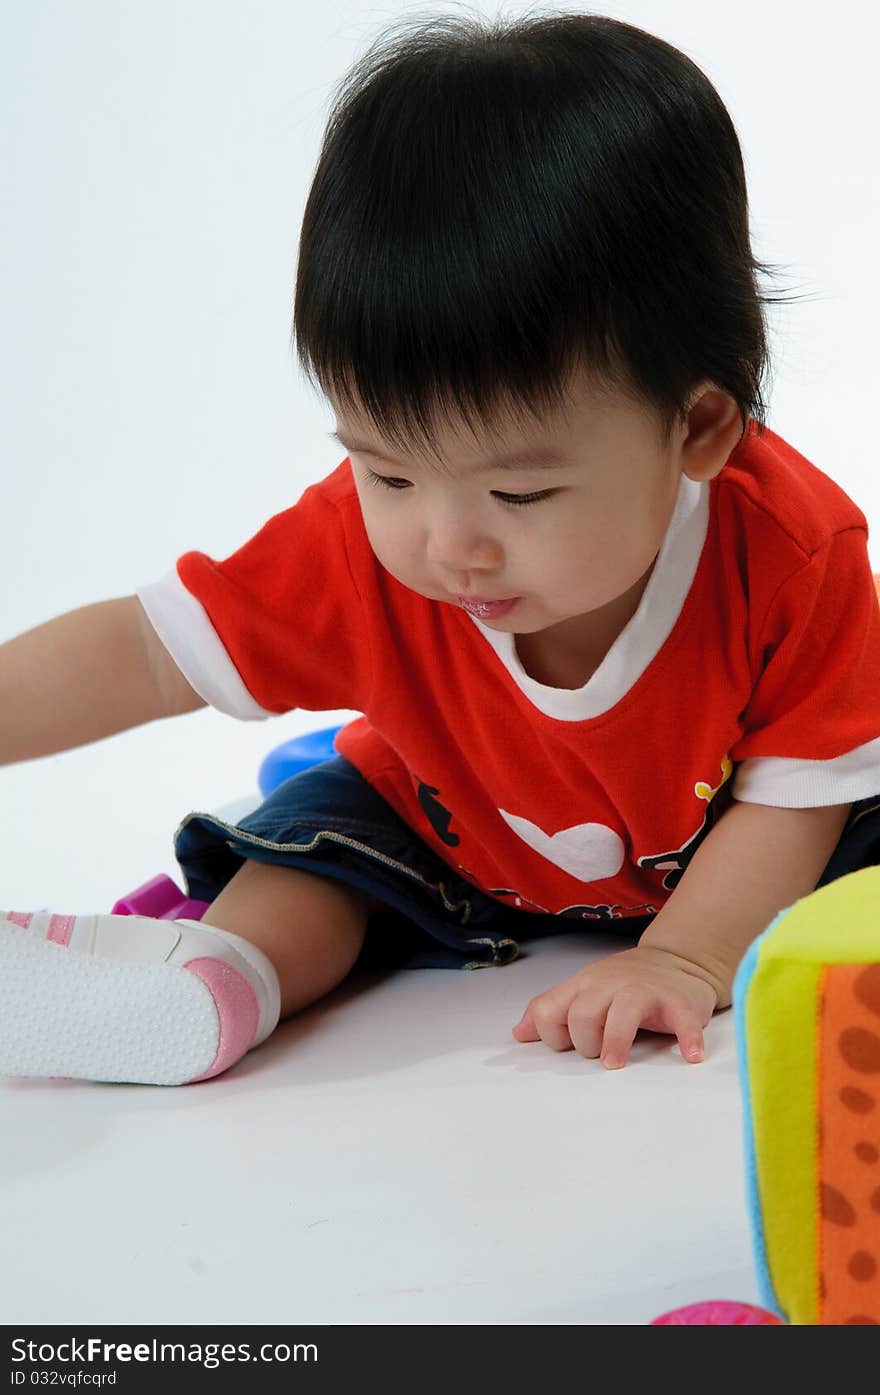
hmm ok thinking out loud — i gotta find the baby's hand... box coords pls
[511,944,719,1068]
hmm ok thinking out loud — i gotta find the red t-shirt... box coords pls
[136,422,880,923]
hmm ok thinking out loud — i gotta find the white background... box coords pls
[0,0,876,1328]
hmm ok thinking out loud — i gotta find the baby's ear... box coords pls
[680,386,742,481]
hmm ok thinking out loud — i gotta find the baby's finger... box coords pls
[511,1006,540,1042]
[679,1030,705,1063]
[514,996,573,1051]
[527,992,578,1052]
[566,996,606,1060]
[596,992,645,1069]
[667,1005,705,1063]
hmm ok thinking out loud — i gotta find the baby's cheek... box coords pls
[361,515,401,567]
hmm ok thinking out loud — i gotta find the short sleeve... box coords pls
[136,478,375,719]
[730,526,880,806]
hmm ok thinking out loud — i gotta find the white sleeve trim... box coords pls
[135,571,277,721]
[732,735,880,806]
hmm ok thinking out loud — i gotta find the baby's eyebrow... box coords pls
[328,430,571,474]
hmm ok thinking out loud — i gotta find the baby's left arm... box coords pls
[511,799,852,1067]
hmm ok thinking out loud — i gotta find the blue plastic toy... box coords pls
[256,723,343,799]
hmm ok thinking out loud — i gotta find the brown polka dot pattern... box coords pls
[840,1085,875,1114]
[854,965,880,1019]
[838,1026,880,1074]
[848,1251,877,1282]
[819,963,880,1325]
[821,1183,856,1227]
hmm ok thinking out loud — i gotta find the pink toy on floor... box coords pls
[651,1301,783,1325]
[111,873,210,923]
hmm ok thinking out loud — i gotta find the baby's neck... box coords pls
[515,559,656,689]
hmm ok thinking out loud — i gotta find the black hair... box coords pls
[292,6,806,462]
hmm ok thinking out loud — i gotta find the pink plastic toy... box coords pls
[651,1301,784,1325]
[111,873,210,923]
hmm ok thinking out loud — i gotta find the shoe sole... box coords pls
[0,920,223,1086]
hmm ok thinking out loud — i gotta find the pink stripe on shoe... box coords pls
[4,913,74,943]
[47,915,75,945]
[183,958,260,1082]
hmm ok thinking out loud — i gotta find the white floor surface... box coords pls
[0,925,759,1326]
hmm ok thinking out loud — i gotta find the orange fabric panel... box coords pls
[817,963,880,1324]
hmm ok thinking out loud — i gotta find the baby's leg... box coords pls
[200,859,383,1021]
[0,863,382,1087]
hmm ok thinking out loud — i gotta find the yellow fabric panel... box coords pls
[756,868,880,965]
[745,954,820,1324]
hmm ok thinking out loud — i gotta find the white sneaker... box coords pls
[0,910,281,1086]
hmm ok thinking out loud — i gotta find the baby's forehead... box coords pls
[331,406,582,476]
[328,372,630,462]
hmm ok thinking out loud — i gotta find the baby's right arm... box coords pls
[0,595,206,767]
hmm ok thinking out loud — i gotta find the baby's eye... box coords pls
[365,472,410,491]
[363,470,555,508]
[494,489,556,508]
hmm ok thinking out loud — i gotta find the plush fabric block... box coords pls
[733,865,880,1325]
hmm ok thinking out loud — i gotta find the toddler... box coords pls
[3,11,880,1086]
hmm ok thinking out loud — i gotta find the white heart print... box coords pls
[498,809,625,882]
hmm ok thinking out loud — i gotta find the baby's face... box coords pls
[332,370,728,653]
